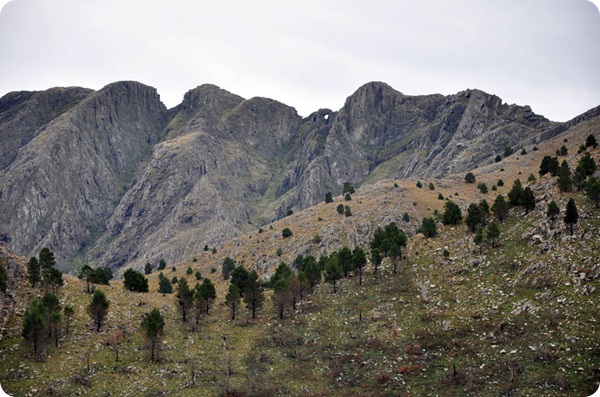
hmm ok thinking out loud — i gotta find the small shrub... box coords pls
[186,267,193,275]
[313,234,322,244]
[402,212,410,222]
[520,148,527,155]
[527,173,536,182]
[276,248,283,257]
[416,181,423,188]
[172,266,177,272]
[344,193,352,201]
[286,209,293,216]
[344,205,352,217]
[282,228,293,238]
[438,193,444,200]
[477,182,488,194]
[497,179,504,187]
[171,276,178,284]
[495,154,502,163]
[210,267,216,274]
[211,247,217,254]
[195,271,202,280]
[428,182,435,190]
[336,204,344,215]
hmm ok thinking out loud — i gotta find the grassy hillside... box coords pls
[1,122,599,396]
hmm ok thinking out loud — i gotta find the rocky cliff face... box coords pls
[0,81,167,267]
[1,80,589,272]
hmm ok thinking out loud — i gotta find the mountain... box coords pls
[0,80,597,272]
[0,117,598,396]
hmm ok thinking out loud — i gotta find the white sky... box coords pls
[0,0,599,121]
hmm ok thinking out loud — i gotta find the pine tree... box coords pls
[324,254,342,293]
[586,177,600,208]
[63,305,75,336]
[301,256,321,290]
[474,229,484,254]
[547,200,560,222]
[418,217,438,237]
[231,265,251,295]
[141,308,165,362]
[123,268,149,292]
[225,284,241,320]
[87,290,110,332]
[492,195,509,223]
[144,262,153,275]
[22,299,46,359]
[585,133,598,148]
[198,278,216,314]
[27,257,41,288]
[573,164,588,191]
[158,273,173,293]
[79,264,95,293]
[464,172,476,183]
[507,179,523,206]
[0,262,7,293]
[564,198,579,236]
[176,278,194,322]
[272,279,292,320]
[325,192,333,203]
[486,223,501,248]
[557,160,572,192]
[352,247,367,286]
[157,259,167,270]
[243,270,264,319]
[521,187,536,214]
[442,201,462,225]
[539,156,560,177]
[479,200,490,227]
[42,293,60,338]
[466,203,482,233]
[577,152,596,176]
[338,246,354,278]
[38,247,56,270]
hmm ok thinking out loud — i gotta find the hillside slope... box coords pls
[0,122,598,396]
[1,81,598,273]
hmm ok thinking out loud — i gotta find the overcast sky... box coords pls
[0,0,598,121]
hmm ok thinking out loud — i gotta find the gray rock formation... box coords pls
[0,80,595,272]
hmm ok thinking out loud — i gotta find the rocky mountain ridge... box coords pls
[0,80,597,272]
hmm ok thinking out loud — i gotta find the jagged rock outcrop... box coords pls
[0,80,596,272]
[0,81,167,269]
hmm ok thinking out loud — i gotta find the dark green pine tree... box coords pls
[352,247,367,286]
[586,177,600,209]
[22,299,47,358]
[243,270,264,319]
[324,254,343,293]
[564,198,579,236]
[521,187,536,214]
[486,222,501,248]
[491,195,509,223]
[338,246,354,278]
[41,293,61,338]
[557,160,572,192]
[87,290,110,332]
[300,256,321,290]
[144,262,153,275]
[507,179,523,206]
[466,203,482,233]
[198,278,216,314]
[0,262,7,293]
[418,217,438,237]
[442,201,462,225]
[141,308,165,362]
[325,192,333,203]
[158,273,173,293]
[176,278,194,322]
[225,283,241,320]
[479,200,490,227]
[27,257,41,288]
[547,200,560,222]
